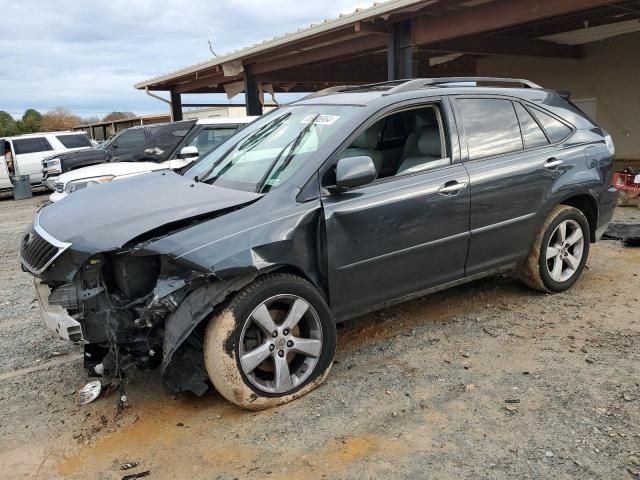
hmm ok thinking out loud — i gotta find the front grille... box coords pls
[20,231,59,273]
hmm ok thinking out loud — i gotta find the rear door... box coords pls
[321,99,470,320]
[12,136,54,182]
[453,96,573,275]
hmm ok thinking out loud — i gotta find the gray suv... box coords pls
[21,77,618,410]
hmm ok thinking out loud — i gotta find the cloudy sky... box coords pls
[0,0,376,120]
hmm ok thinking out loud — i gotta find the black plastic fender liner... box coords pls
[160,271,270,394]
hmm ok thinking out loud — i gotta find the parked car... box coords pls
[0,131,92,192]
[42,117,254,190]
[48,117,256,202]
[21,77,618,410]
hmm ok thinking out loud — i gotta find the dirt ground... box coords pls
[0,193,639,480]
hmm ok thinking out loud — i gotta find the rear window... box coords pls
[457,98,523,160]
[56,134,92,149]
[13,137,53,155]
[514,103,549,149]
[529,108,573,143]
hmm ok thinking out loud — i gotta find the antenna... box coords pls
[207,29,218,57]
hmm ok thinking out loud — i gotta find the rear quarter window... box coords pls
[56,134,92,149]
[13,137,54,155]
[529,107,573,143]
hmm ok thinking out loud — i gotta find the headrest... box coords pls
[352,121,382,149]
[417,126,442,157]
[415,109,437,130]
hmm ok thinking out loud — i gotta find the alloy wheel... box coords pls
[239,294,323,394]
[545,219,585,282]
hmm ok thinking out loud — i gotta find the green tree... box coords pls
[0,111,17,136]
[21,109,42,133]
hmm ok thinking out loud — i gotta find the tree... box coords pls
[0,111,18,136]
[103,111,136,122]
[21,109,42,133]
[40,107,81,131]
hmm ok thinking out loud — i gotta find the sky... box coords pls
[0,0,378,120]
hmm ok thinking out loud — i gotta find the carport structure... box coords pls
[135,0,640,166]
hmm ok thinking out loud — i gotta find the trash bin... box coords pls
[11,175,32,200]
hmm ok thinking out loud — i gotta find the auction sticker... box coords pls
[300,114,340,125]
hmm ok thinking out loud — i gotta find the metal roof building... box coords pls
[135,0,640,165]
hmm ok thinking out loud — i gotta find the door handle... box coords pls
[544,158,563,169]
[438,181,467,195]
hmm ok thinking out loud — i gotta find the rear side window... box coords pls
[457,98,523,160]
[116,129,145,148]
[13,137,53,155]
[56,134,92,149]
[514,103,549,149]
[529,107,573,143]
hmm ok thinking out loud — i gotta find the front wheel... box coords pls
[203,273,336,410]
[519,205,590,293]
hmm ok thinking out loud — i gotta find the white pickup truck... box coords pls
[0,131,92,193]
[49,117,256,202]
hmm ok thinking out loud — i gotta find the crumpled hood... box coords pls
[38,170,262,252]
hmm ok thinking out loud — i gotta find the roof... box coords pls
[1,131,84,140]
[134,0,426,90]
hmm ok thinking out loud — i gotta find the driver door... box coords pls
[321,101,471,320]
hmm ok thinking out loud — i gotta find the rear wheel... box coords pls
[519,205,590,293]
[203,273,336,410]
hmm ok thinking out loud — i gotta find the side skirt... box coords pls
[334,264,517,323]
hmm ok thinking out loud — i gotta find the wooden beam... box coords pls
[355,21,389,35]
[251,34,388,75]
[423,34,583,58]
[413,0,615,45]
[175,73,228,94]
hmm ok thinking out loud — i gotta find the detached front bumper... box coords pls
[34,278,84,343]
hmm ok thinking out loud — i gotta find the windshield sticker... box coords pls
[300,114,340,125]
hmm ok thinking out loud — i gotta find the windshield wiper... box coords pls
[198,112,291,183]
[255,113,320,194]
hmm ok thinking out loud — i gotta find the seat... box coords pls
[340,122,384,174]
[396,126,444,175]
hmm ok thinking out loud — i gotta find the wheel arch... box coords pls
[160,263,326,395]
[557,193,598,243]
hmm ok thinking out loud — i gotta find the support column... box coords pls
[387,20,415,80]
[244,64,263,116]
[170,88,183,121]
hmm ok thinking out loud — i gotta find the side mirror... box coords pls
[334,156,377,192]
[143,148,157,156]
[178,145,199,159]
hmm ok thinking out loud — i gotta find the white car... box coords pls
[0,131,92,192]
[49,117,256,202]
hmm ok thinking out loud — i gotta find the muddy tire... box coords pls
[617,190,629,207]
[519,205,590,293]
[203,273,336,410]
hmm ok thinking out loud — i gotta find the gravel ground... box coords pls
[0,194,639,479]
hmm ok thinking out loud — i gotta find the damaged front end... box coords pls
[36,247,216,391]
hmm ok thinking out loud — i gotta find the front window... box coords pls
[186,105,358,193]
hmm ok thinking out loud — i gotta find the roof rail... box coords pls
[383,77,542,96]
[300,80,408,100]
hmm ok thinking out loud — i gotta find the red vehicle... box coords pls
[614,168,640,208]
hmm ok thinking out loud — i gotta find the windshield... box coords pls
[186,105,358,193]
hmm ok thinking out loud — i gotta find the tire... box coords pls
[617,190,629,207]
[203,273,336,410]
[519,205,590,293]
